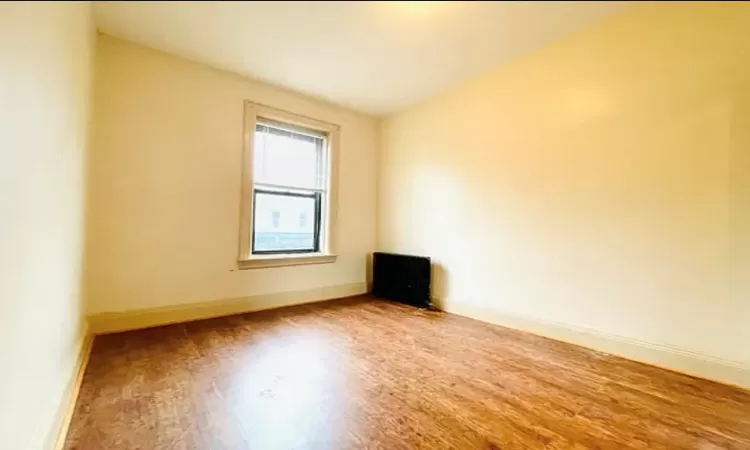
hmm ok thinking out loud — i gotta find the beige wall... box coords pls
[0,3,94,449]
[86,35,378,315]
[729,85,750,366]
[379,3,750,369]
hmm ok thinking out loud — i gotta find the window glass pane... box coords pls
[254,124,325,190]
[254,191,316,252]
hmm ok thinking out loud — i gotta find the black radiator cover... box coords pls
[372,252,431,308]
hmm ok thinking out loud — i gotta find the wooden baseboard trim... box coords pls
[88,282,368,334]
[435,298,750,390]
[50,331,94,450]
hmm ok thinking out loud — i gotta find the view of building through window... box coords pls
[254,192,316,251]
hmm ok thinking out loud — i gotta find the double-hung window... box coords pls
[238,102,338,269]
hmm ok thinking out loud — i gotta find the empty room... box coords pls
[2,1,750,449]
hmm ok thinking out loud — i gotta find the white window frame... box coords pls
[237,101,339,270]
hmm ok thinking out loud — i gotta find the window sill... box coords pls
[237,253,338,270]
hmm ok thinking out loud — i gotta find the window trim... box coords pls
[238,101,339,269]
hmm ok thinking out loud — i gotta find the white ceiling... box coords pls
[93,1,628,116]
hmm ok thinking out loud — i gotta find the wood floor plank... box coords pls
[65,296,750,449]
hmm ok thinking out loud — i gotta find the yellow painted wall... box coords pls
[729,82,750,366]
[0,3,94,449]
[85,36,378,314]
[379,3,750,366]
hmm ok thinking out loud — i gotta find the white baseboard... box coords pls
[47,327,94,450]
[435,298,750,390]
[88,282,368,334]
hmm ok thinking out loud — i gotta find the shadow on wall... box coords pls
[366,252,374,291]
[431,263,450,307]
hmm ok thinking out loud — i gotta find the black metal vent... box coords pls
[372,252,431,308]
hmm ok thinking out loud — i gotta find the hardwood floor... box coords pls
[65,296,750,449]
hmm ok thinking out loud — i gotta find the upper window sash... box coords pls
[252,122,327,192]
